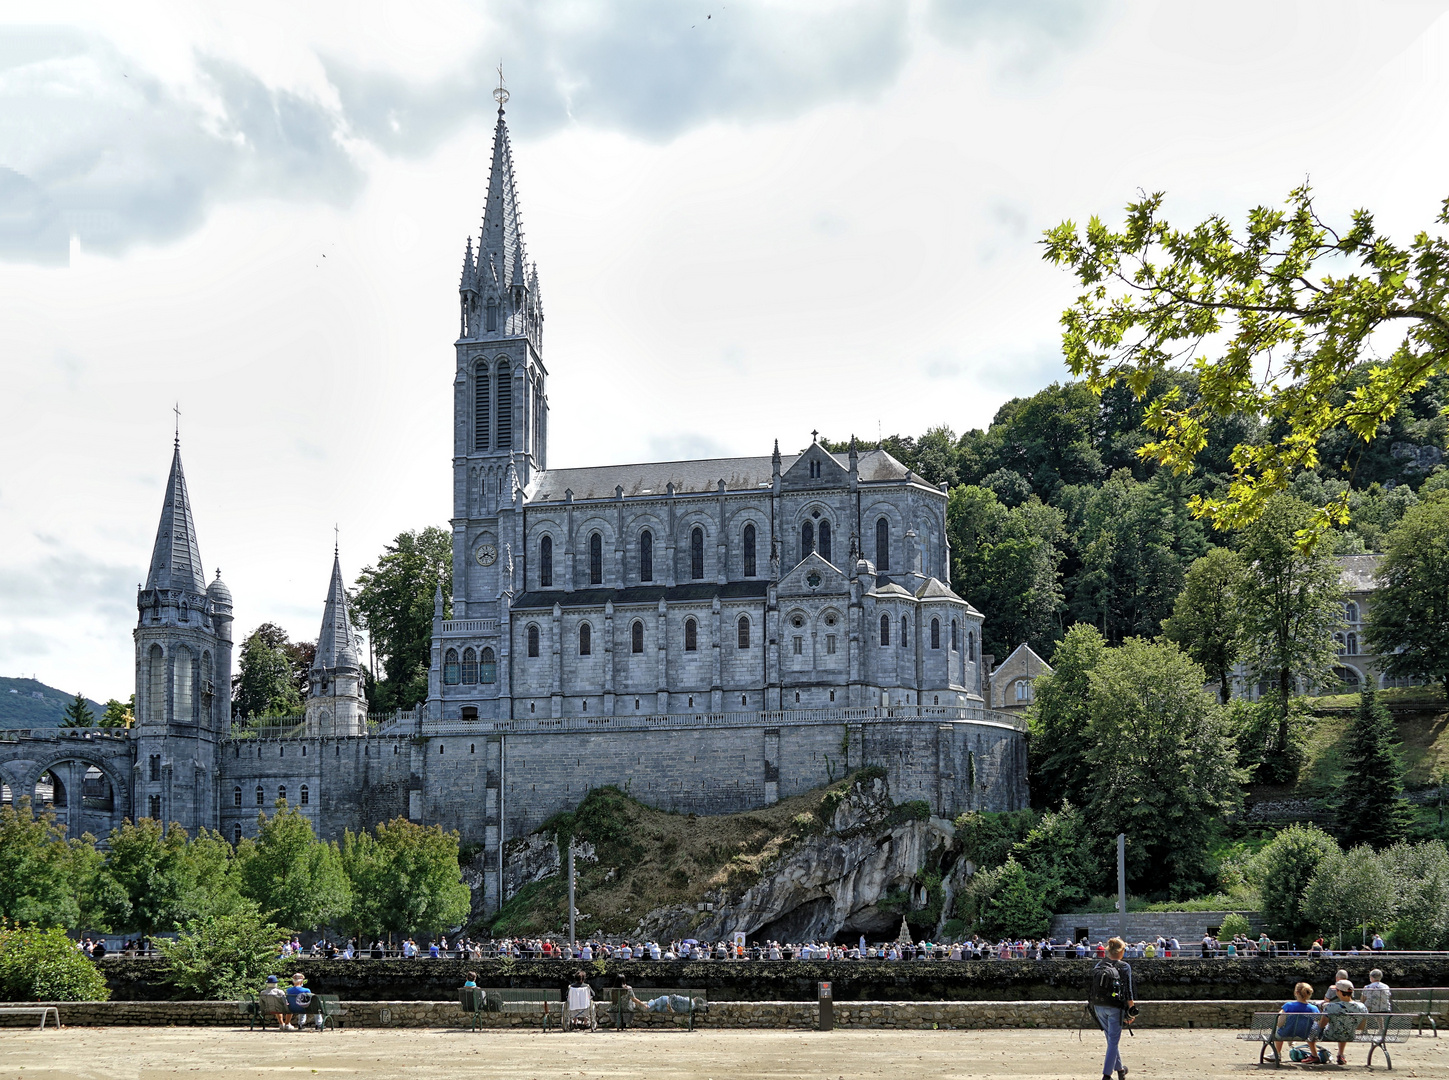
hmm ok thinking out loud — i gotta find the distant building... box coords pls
[988,643,1052,714]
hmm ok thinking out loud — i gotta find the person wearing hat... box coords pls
[259,975,291,1030]
[1318,979,1370,1065]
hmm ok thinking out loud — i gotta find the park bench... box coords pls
[0,1006,60,1029]
[483,988,563,1030]
[1239,1012,1415,1069]
[314,994,347,1030]
[614,988,708,1031]
[1384,989,1442,1036]
[239,992,345,1031]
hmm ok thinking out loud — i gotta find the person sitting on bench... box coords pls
[566,971,597,1031]
[1319,980,1370,1066]
[1274,982,1320,1061]
[260,975,291,1031]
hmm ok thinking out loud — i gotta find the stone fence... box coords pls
[0,999,1322,1029]
[1047,912,1268,943]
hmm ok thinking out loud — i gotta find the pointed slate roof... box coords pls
[479,110,527,291]
[314,551,360,671]
[145,443,206,594]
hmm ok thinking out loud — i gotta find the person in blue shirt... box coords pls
[284,973,322,1031]
[1274,982,1320,1061]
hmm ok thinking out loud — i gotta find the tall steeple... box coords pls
[314,547,360,671]
[306,546,367,736]
[146,441,206,594]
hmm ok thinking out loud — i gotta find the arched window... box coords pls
[589,532,603,585]
[968,630,975,661]
[479,647,497,683]
[931,618,940,649]
[876,517,890,571]
[631,620,645,654]
[174,645,194,722]
[148,643,165,722]
[233,824,242,846]
[684,617,697,652]
[495,362,512,449]
[819,520,832,564]
[300,784,309,806]
[473,360,490,451]
[1015,679,1033,703]
[640,530,653,582]
[461,648,478,684]
[255,785,264,807]
[880,614,891,646]
[743,523,757,577]
[1346,601,1360,622]
[802,520,815,560]
[579,623,592,656]
[1335,632,1347,655]
[1347,632,1358,656]
[444,648,461,684]
[951,619,959,651]
[527,625,540,658]
[278,785,286,804]
[737,615,751,649]
[233,785,242,808]
[690,527,705,579]
[540,535,553,587]
[901,615,909,648]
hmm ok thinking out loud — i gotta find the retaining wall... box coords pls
[1047,912,1268,943]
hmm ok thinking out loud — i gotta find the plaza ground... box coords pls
[5,1026,1448,1080]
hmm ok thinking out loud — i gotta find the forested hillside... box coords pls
[827,368,1448,663]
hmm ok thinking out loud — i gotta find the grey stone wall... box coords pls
[1048,912,1269,943]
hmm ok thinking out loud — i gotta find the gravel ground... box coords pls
[4,1025,1449,1080]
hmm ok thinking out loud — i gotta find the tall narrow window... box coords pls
[819,520,832,564]
[174,646,194,721]
[931,618,941,649]
[234,824,242,846]
[684,617,697,652]
[640,530,653,582]
[495,362,512,450]
[801,521,814,560]
[589,532,603,585]
[743,523,757,577]
[579,623,592,656]
[278,785,286,805]
[540,535,553,587]
[473,360,490,451]
[444,649,460,684]
[690,527,704,579]
[148,644,165,722]
[631,620,645,654]
[968,630,975,660]
[876,518,890,571]
[952,620,959,651]
[1347,632,1358,656]
[149,794,162,819]
[880,614,891,646]
[901,615,909,648]
[255,785,264,807]
[149,754,161,782]
[737,615,750,649]
[527,625,540,658]
[461,648,478,685]
[300,784,309,806]
[485,299,498,332]
[480,647,497,683]
[233,785,242,808]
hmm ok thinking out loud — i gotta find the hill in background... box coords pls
[0,677,107,728]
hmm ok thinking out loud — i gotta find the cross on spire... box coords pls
[173,402,181,447]
[493,62,510,113]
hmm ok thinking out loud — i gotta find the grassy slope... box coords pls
[1296,688,1449,797]
[488,773,879,938]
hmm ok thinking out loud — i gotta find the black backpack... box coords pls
[1089,960,1125,1007]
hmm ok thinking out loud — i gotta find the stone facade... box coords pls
[987,643,1052,713]
[1047,912,1268,943]
[0,103,1028,920]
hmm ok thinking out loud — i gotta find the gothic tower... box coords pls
[133,440,232,832]
[305,548,367,735]
[436,97,544,714]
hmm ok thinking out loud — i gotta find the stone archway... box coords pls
[15,749,133,840]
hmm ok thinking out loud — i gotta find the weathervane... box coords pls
[493,63,509,112]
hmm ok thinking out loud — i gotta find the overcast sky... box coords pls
[4,0,1449,702]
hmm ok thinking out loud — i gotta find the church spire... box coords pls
[313,548,360,672]
[145,442,206,594]
[480,108,527,293]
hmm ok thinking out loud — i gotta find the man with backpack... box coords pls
[1089,937,1136,1080]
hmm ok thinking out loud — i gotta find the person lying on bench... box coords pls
[1274,982,1320,1061]
[623,990,706,1015]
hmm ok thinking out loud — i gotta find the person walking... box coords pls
[1089,937,1136,1080]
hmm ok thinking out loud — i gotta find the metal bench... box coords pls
[619,989,708,1031]
[315,994,347,1030]
[484,989,563,1030]
[1386,990,1441,1036]
[0,1006,60,1029]
[1340,1013,1415,1069]
[459,987,486,1031]
[1239,1012,1416,1069]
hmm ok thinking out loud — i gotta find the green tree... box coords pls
[1044,184,1449,538]
[1026,624,1106,810]
[979,857,1053,938]
[1163,547,1245,703]
[1302,845,1398,946]
[1237,495,1344,766]
[341,818,471,938]
[1335,687,1413,849]
[233,624,304,720]
[99,698,133,728]
[1366,494,1449,697]
[1228,693,1315,785]
[157,900,288,1000]
[1379,841,1449,949]
[353,526,452,712]
[96,818,192,936]
[0,799,86,928]
[0,923,110,1002]
[1084,637,1243,895]
[1255,823,1340,941]
[235,802,351,931]
[1009,802,1102,909]
[61,692,94,728]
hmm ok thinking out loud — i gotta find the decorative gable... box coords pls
[781,441,849,490]
[777,551,849,597]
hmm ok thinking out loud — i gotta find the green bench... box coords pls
[238,991,345,1031]
[1386,989,1443,1036]
[608,988,708,1032]
[1238,1011,1416,1069]
[482,988,564,1030]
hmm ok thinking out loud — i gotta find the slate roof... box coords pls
[526,448,914,503]
[1337,554,1382,593]
[314,552,361,670]
[511,580,770,610]
[145,443,206,595]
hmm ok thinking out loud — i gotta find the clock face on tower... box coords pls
[474,544,498,566]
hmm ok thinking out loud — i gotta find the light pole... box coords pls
[567,836,576,947]
[1117,833,1127,941]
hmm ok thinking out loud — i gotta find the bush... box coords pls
[157,901,288,1000]
[1218,912,1251,938]
[0,923,110,1001]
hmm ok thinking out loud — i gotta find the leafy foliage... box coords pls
[1256,824,1340,940]
[341,818,471,938]
[1334,687,1413,849]
[0,922,110,1002]
[233,623,308,719]
[157,900,288,1000]
[1026,623,1106,810]
[1367,493,1449,697]
[1163,547,1245,703]
[1218,912,1251,938]
[234,802,351,931]
[1303,844,1398,943]
[352,526,452,712]
[0,799,96,930]
[99,697,133,728]
[1043,184,1449,539]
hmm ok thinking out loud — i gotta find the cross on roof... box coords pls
[811,429,819,443]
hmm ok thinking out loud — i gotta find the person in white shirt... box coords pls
[580,942,593,961]
[1363,970,1392,1013]
[565,971,597,1031]
[649,941,661,960]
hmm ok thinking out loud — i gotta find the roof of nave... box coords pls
[1336,553,1382,593]
[525,448,913,503]
[511,580,770,610]
[145,443,207,595]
